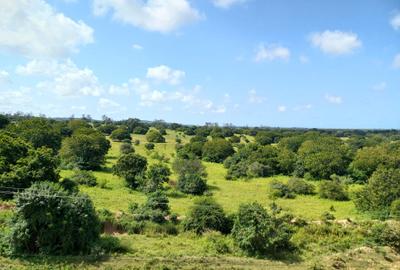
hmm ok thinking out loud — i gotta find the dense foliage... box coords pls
[146,130,165,143]
[202,138,234,163]
[10,182,100,255]
[110,127,131,141]
[113,153,148,188]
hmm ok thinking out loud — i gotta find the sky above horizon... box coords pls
[0,0,399,128]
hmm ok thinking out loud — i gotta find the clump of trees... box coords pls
[172,158,208,195]
[232,202,293,255]
[129,191,170,224]
[59,128,110,170]
[9,182,100,255]
[0,134,59,198]
[113,153,147,188]
[110,127,131,141]
[146,129,165,143]
[202,138,234,163]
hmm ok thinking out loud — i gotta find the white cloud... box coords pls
[146,65,185,85]
[255,44,290,62]
[18,59,102,97]
[92,0,202,33]
[109,83,130,96]
[372,82,387,91]
[212,0,248,9]
[248,89,265,103]
[0,70,10,82]
[277,105,287,112]
[132,44,143,50]
[393,53,400,69]
[293,104,312,111]
[0,0,93,58]
[0,88,33,112]
[391,13,400,30]
[325,94,343,104]
[310,30,362,55]
[299,55,310,64]
[98,98,119,109]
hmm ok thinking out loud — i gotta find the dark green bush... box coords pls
[391,200,400,220]
[232,202,293,255]
[70,170,97,187]
[368,222,400,252]
[145,143,155,150]
[172,158,207,178]
[318,180,349,201]
[10,182,100,255]
[120,142,134,155]
[113,153,147,189]
[287,178,315,195]
[202,138,234,163]
[110,127,131,141]
[146,130,165,143]
[269,180,296,199]
[142,163,171,193]
[177,174,207,195]
[184,197,230,234]
[130,191,170,224]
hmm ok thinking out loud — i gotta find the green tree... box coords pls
[177,173,207,195]
[184,197,229,234]
[110,127,131,141]
[59,130,110,170]
[146,129,165,143]
[143,163,171,192]
[113,153,147,188]
[298,137,350,179]
[202,138,234,163]
[318,180,349,201]
[10,182,100,255]
[355,167,400,218]
[0,114,10,129]
[120,142,134,155]
[232,202,293,255]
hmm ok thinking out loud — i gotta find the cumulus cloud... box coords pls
[255,44,290,62]
[393,53,400,69]
[92,0,202,33]
[132,44,143,50]
[17,59,102,97]
[277,105,287,112]
[0,70,10,83]
[248,89,265,103]
[0,0,93,58]
[325,94,343,104]
[0,88,33,112]
[391,13,400,30]
[310,30,362,55]
[108,83,130,96]
[212,0,248,9]
[146,65,185,85]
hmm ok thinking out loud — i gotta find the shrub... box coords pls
[184,197,230,234]
[232,202,293,255]
[354,167,400,218]
[391,200,400,220]
[287,178,315,195]
[202,138,234,163]
[130,191,170,224]
[70,170,97,187]
[143,163,171,193]
[318,180,349,201]
[9,182,100,255]
[134,139,140,145]
[120,142,134,155]
[172,158,207,178]
[110,127,131,141]
[132,126,149,135]
[145,143,155,150]
[113,153,147,188]
[146,130,165,143]
[177,174,207,195]
[269,180,295,199]
[368,222,400,252]
[58,177,78,193]
[98,235,128,254]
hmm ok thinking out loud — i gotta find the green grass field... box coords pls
[3,130,389,269]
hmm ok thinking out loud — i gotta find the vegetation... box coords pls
[112,153,147,188]
[146,129,165,143]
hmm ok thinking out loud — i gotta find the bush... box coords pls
[130,191,170,224]
[110,127,131,141]
[184,197,230,234]
[318,180,349,201]
[287,178,315,195]
[368,222,400,252]
[355,167,400,218]
[172,158,207,178]
[202,138,234,163]
[98,235,128,254]
[132,126,149,135]
[269,180,295,199]
[113,153,147,188]
[145,143,155,150]
[9,182,100,255]
[232,202,293,255]
[134,139,140,145]
[391,200,400,220]
[146,130,165,143]
[177,174,207,195]
[120,142,134,155]
[70,170,97,187]
[143,163,171,193]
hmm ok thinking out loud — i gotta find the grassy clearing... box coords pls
[62,130,367,220]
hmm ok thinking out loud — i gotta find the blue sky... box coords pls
[0,0,399,128]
